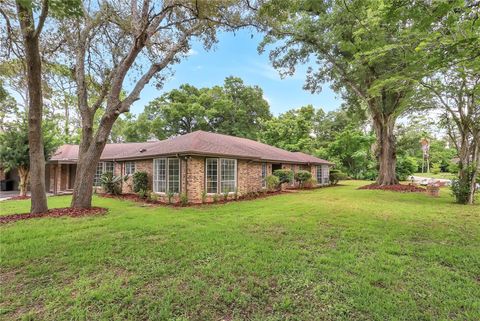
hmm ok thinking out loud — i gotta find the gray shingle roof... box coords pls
[50,130,333,165]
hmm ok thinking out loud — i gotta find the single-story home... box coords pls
[48,130,334,203]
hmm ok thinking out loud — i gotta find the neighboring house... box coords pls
[48,130,334,203]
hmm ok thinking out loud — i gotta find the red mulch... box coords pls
[0,207,107,224]
[5,195,30,201]
[358,183,426,192]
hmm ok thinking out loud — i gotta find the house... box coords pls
[48,130,334,203]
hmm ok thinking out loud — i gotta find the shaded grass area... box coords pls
[0,181,479,320]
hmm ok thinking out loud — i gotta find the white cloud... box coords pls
[186,49,198,56]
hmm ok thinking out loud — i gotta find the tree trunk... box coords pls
[468,138,479,205]
[71,114,117,208]
[372,114,399,185]
[16,2,48,213]
[18,166,29,197]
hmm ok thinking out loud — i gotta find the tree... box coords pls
[324,127,376,179]
[2,0,81,213]
[0,117,60,196]
[133,77,271,141]
[413,2,480,204]
[258,0,447,185]
[261,105,315,152]
[61,1,254,208]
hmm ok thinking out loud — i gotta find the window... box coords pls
[125,162,136,175]
[168,158,180,193]
[206,158,218,194]
[205,158,237,194]
[221,159,236,193]
[94,162,114,186]
[322,166,329,184]
[262,163,267,188]
[316,165,322,185]
[153,158,180,193]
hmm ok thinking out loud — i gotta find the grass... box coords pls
[0,181,479,321]
[413,172,456,180]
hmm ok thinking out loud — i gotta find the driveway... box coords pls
[409,176,452,186]
[0,190,26,201]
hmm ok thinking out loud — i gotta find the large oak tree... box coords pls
[59,0,255,208]
[258,0,443,185]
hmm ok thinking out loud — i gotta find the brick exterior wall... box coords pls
[49,156,330,202]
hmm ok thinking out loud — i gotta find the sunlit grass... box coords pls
[1,181,478,320]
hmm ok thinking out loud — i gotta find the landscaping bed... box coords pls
[358,183,426,192]
[0,207,107,224]
[5,195,30,201]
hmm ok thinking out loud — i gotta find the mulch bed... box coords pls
[358,183,426,192]
[98,188,313,207]
[0,207,107,224]
[4,195,30,201]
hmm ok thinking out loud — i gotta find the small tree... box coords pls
[273,169,294,185]
[329,169,348,186]
[0,120,58,196]
[294,170,312,188]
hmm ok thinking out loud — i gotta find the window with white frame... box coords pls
[205,158,237,194]
[94,162,114,186]
[125,162,136,175]
[153,158,180,193]
[262,163,267,188]
[316,165,322,184]
[322,165,330,184]
[168,158,180,193]
[206,158,218,194]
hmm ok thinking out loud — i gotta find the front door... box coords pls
[68,164,77,189]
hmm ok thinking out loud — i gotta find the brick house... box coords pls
[48,131,334,203]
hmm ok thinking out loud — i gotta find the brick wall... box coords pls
[119,159,153,193]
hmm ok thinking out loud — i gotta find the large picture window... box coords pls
[94,162,114,186]
[205,158,237,194]
[153,158,180,193]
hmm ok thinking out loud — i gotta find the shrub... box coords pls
[451,166,477,204]
[166,191,174,204]
[294,170,312,187]
[329,169,348,185]
[201,191,207,203]
[101,172,122,195]
[266,175,280,191]
[132,171,148,193]
[273,169,294,184]
[234,189,239,200]
[137,189,147,199]
[212,194,218,203]
[303,177,318,188]
[447,162,459,174]
[180,193,188,206]
[431,163,441,174]
[148,192,158,202]
[396,157,418,181]
[451,178,471,204]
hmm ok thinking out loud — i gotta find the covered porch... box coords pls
[48,163,77,195]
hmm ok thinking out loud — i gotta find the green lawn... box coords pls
[1,181,479,321]
[413,172,456,180]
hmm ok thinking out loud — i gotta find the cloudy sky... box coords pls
[129,29,343,116]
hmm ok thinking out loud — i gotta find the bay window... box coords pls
[153,158,180,193]
[205,158,237,194]
[316,165,330,185]
[316,165,322,185]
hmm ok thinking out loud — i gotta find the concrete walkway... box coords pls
[0,191,27,201]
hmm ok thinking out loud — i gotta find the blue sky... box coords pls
[130,29,343,116]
